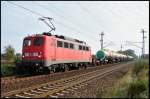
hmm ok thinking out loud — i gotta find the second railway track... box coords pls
[1,61,134,98]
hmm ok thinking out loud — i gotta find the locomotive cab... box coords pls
[22,36,44,60]
[21,35,48,73]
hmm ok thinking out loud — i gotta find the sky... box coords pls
[1,1,149,56]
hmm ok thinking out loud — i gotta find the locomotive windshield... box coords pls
[33,37,43,46]
[23,39,31,46]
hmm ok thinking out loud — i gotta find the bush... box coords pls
[1,64,15,77]
[127,80,147,98]
[132,60,148,77]
[99,59,148,98]
[14,56,21,64]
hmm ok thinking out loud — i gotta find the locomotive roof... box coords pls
[25,32,88,45]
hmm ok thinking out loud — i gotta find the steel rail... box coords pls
[1,62,123,83]
[1,62,134,98]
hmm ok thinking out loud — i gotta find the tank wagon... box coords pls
[95,49,133,65]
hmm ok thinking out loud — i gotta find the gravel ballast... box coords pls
[59,63,133,98]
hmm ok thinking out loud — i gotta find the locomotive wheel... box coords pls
[61,64,66,72]
[43,67,50,74]
[50,65,55,73]
[61,64,65,72]
[76,64,79,70]
[75,63,79,70]
[65,64,70,71]
[53,67,56,73]
[84,63,87,69]
[38,66,44,74]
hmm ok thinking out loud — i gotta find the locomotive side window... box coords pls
[57,41,63,47]
[83,46,85,50]
[34,38,43,46]
[64,42,69,48]
[79,45,82,50]
[23,39,31,46]
[70,43,74,49]
[86,47,89,51]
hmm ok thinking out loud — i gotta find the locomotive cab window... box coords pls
[34,38,43,46]
[23,39,31,46]
[70,43,74,49]
[64,42,69,48]
[57,41,63,47]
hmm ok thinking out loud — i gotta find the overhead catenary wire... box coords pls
[33,1,98,40]
[77,2,111,34]
[93,2,145,49]
[77,2,118,47]
[6,2,81,34]
[105,2,146,26]
[33,1,64,18]
[7,1,44,17]
[6,1,98,44]
[77,2,120,48]
[4,1,148,54]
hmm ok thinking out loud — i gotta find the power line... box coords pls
[6,2,80,35]
[7,1,44,17]
[78,2,118,49]
[6,1,98,43]
[32,1,98,40]
[125,42,142,49]
[77,2,108,32]
[47,2,64,14]
[33,1,64,18]
[77,2,118,47]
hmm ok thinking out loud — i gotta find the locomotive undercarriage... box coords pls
[16,60,49,75]
[16,57,130,75]
[17,60,91,75]
[49,62,90,73]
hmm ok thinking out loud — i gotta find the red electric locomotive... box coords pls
[21,32,92,74]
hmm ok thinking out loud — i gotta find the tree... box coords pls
[118,49,138,58]
[1,53,6,60]
[4,45,15,62]
[15,53,21,58]
[15,53,22,63]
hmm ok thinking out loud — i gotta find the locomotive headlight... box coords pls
[36,63,39,66]
[38,52,42,57]
[22,53,25,58]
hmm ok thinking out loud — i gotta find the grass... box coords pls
[98,59,149,98]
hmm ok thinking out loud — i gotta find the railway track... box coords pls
[1,62,124,84]
[1,62,134,98]
[1,62,128,93]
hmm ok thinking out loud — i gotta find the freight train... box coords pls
[17,32,134,74]
[94,49,133,65]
